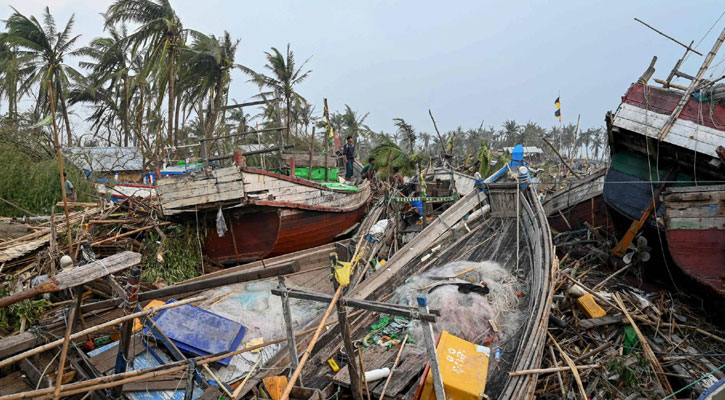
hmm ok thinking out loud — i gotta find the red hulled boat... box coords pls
[156,166,371,264]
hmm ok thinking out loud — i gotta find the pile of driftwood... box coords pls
[530,227,725,399]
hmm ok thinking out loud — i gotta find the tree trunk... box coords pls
[207,79,224,140]
[56,76,73,147]
[174,91,181,146]
[167,47,176,147]
[123,73,130,147]
[286,96,291,143]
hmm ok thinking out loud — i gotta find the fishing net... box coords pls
[195,281,325,382]
[388,260,524,348]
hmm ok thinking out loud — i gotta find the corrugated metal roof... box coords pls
[63,146,144,172]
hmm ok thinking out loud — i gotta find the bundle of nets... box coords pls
[389,260,524,347]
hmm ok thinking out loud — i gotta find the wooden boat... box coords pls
[663,185,725,294]
[543,168,612,233]
[156,165,372,263]
[253,145,554,399]
[604,37,725,296]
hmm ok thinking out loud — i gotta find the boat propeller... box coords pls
[622,235,651,265]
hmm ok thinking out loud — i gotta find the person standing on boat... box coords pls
[343,136,355,183]
[361,157,376,180]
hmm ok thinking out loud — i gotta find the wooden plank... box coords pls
[332,346,396,388]
[371,352,426,399]
[614,103,723,156]
[0,372,31,395]
[351,189,487,300]
[578,314,625,329]
[664,205,722,219]
[122,374,187,392]
[0,330,42,359]
[89,334,147,374]
[0,251,142,308]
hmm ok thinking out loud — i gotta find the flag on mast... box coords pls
[554,97,561,121]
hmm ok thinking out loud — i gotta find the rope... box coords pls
[661,363,725,400]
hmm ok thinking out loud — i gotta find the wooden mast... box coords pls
[658,27,725,140]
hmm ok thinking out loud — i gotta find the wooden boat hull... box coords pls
[156,166,373,263]
[543,169,612,232]
[203,204,368,264]
[606,78,725,296]
[664,185,725,294]
[547,194,611,233]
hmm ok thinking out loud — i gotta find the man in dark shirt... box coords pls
[361,157,375,180]
[342,136,355,182]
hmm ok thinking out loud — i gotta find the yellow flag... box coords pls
[329,125,335,139]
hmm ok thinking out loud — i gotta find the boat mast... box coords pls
[658,27,725,141]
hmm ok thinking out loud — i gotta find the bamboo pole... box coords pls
[47,80,74,258]
[0,196,37,217]
[542,137,581,179]
[90,222,170,247]
[548,332,587,400]
[231,356,263,399]
[377,334,409,400]
[614,293,674,395]
[428,109,449,157]
[0,295,206,369]
[280,285,344,400]
[53,296,78,399]
[548,346,567,399]
[508,363,599,376]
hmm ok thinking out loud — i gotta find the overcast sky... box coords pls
[4,0,725,136]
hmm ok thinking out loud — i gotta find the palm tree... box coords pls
[369,135,423,177]
[242,44,311,142]
[419,132,432,153]
[393,118,416,154]
[341,105,369,138]
[105,0,185,146]
[0,41,29,120]
[179,31,240,140]
[591,127,605,160]
[4,7,84,145]
[501,120,519,146]
[72,24,135,145]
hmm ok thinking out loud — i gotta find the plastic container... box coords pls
[364,368,390,382]
[577,293,607,318]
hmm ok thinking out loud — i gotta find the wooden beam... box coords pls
[270,288,438,322]
[83,262,298,312]
[0,251,142,309]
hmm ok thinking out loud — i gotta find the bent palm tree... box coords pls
[105,0,185,146]
[393,118,416,154]
[72,24,136,145]
[178,31,240,140]
[4,7,84,145]
[242,44,311,142]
